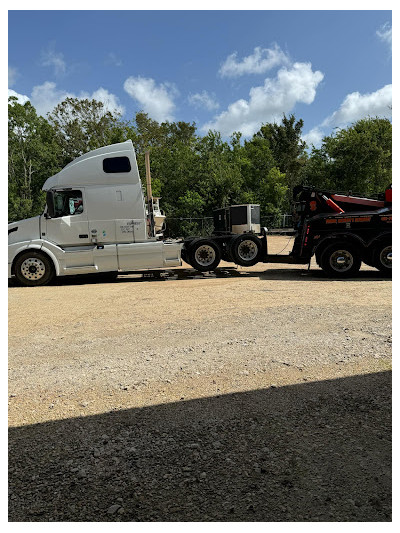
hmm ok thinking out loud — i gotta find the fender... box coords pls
[10,239,62,277]
[363,231,392,264]
[312,232,366,258]
[365,231,391,248]
[9,241,43,276]
[39,242,64,276]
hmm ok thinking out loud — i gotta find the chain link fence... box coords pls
[261,214,293,230]
[164,217,214,238]
[164,214,293,238]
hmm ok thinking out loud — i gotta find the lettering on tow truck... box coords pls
[325,216,372,225]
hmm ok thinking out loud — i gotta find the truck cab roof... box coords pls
[42,140,140,190]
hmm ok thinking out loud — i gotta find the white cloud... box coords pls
[303,84,392,149]
[40,45,66,76]
[31,82,71,116]
[219,44,290,78]
[8,89,30,106]
[8,67,18,87]
[188,90,219,111]
[303,127,325,148]
[105,52,122,67]
[29,81,125,117]
[204,62,324,137]
[123,76,178,122]
[89,88,125,116]
[376,22,392,46]
[323,84,392,127]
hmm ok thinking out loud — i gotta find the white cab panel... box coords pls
[117,241,164,270]
[62,244,119,273]
[93,244,119,272]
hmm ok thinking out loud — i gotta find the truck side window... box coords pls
[53,190,83,217]
[103,156,131,173]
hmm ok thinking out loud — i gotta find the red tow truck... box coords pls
[182,185,392,277]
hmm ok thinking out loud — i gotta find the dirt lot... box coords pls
[8,236,392,521]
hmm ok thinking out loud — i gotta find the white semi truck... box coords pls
[8,140,183,286]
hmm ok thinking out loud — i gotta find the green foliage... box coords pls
[256,114,307,195]
[47,97,128,166]
[8,97,392,233]
[304,118,392,195]
[8,97,62,221]
[259,167,288,217]
[176,191,205,217]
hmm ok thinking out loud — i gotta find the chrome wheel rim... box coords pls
[329,250,353,272]
[20,257,46,281]
[194,245,216,267]
[237,240,258,261]
[380,246,392,269]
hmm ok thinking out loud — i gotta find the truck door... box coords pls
[44,189,91,247]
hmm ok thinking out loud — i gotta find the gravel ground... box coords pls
[8,236,392,522]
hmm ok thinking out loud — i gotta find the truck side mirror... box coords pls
[46,191,55,218]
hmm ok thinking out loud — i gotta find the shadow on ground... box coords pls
[8,266,390,287]
[9,371,391,522]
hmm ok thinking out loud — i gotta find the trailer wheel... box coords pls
[373,241,392,276]
[320,242,361,278]
[14,250,55,287]
[188,239,222,272]
[229,234,261,267]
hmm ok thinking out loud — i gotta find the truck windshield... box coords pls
[52,190,83,217]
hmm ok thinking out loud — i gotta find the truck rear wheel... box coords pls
[229,234,261,267]
[14,250,55,287]
[373,241,392,276]
[320,242,361,278]
[188,239,222,272]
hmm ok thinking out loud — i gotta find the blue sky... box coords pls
[8,9,392,146]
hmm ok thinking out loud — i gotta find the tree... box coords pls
[10,94,391,235]
[258,167,288,223]
[8,97,61,221]
[241,135,276,196]
[256,114,307,197]
[47,97,128,166]
[195,131,244,212]
[304,118,392,195]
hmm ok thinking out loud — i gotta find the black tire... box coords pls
[228,234,262,267]
[14,250,55,287]
[187,239,222,272]
[320,242,361,278]
[181,247,192,267]
[373,241,392,276]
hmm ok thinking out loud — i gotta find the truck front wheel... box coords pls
[14,250,55,287]
[229,234,261,267]
[188,239,222,272]
[320,242,361,278]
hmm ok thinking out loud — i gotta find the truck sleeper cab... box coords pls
[8,140,182,286]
